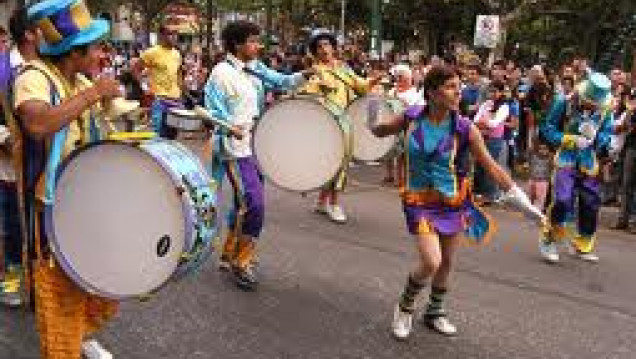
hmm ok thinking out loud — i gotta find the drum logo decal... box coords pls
[157,235,172,257]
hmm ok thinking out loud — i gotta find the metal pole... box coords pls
[370,0,382,58]
[340,0,346,45]
[265,0,273,52]
[206,0,214,52]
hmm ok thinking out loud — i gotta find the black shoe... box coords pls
[232,266,258,291]
[218,255,232,272]
[612,221,629,231]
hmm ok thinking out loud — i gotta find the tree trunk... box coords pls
[206,0,214,51]
[631,48,636,87]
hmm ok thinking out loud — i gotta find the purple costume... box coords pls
[400,106,493,242]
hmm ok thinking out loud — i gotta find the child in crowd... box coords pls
[528,140,552,211]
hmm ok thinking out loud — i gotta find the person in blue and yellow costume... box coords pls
[12,0,123,357]
[538,72,614,264]
[301,30,381,224]
[369,65,545,340]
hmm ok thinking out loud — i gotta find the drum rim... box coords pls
[166,109,203,131]
[44,139,196,300]
[252,97,350,193]
[345,95,398,162]
[167,108,199,117]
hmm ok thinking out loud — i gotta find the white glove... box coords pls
[574,135,593,150]
[0,126,11,145]
[503,185,547,226]
[579,121,598,140]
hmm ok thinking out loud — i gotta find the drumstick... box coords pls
[193,106,234,131]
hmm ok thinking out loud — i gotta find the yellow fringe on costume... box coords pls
[545,223,569,242]
[34,261,118,359]
[571,234,596,254]
[235,239,256,270]
[416,220,433,236]
[221,230,237,261]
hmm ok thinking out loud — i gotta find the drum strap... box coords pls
[12,64,62,308]
[324,68,361,105]
[240,64,278,89]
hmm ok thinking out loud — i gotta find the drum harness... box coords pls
[11,64,99,310]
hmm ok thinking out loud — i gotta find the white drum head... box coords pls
[347,97,397,161]
[254,99,345,192]
[50,143,186,299]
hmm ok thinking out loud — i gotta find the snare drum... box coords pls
[167,108,204,131]
[45,139,218,299]
[253,96,352,192]
[346,96,402,162]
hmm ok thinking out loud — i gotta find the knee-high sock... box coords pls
[425,287,448,318]
[398,274,427,313]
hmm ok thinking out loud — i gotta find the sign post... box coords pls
[474,15,500,49]
[370,0,382,59]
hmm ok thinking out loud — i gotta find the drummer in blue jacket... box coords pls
[538,72,614,263]
[203,20,313,291]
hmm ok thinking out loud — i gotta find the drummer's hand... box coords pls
[94,77,122,101]
[318,82,337,93]
[230,125,245,140]
[300,68,317,80]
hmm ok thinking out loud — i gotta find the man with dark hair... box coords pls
[135,25,183,139]
[613,88,636,231]
[9,5,40,65]
[0,5,41,308]
[12,0,123,357]
[491,59,507,83]
[0,23,21,307]
[460,64,481,119]
[204,20,313,291]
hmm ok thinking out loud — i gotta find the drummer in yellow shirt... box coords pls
[302,31,381,223]
[136,25,183,139]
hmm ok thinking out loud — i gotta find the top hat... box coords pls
[28,0,109,56]
[576,72,612,107]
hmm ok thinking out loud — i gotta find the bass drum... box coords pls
[253,96,352,192]
[45,139,218,300]
[346,96,403,162]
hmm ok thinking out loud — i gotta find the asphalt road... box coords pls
[2,160,636,359]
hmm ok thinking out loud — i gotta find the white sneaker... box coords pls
[82,340,113,359]
[425,316,457,336]
[327,204,347,224]
[391,304,413,340]
[539,241,559,263]
[366,161,381,166]
[565,243,600,263]
[575,252,599,263]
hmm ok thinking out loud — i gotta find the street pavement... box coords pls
[2,160,636,359]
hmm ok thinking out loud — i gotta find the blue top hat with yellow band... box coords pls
[28,0,109,56]
[576,72,612,107]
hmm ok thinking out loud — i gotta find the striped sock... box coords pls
[425,287,448,318]
[398,275,426,313]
